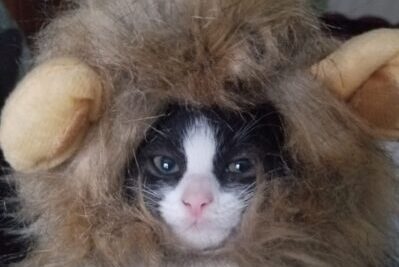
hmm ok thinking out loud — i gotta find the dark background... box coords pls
[4,0,61,37]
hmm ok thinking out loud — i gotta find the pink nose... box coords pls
[182,192,214,218]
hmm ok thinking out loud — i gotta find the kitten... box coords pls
[127,104,285,250]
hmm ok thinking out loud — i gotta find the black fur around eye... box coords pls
[222,158,257,184]
[225,159,254,175]
[152,155,180,175]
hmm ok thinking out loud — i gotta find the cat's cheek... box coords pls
[208,191,246,233]
[159,186,188,228]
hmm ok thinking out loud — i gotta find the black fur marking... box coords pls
[126,104,286,201]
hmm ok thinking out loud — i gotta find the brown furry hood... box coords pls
[7,0,398,266]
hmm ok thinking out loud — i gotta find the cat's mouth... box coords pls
[168,218,237,250]
[179,217,217,233]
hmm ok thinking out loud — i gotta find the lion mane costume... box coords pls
[1,0,399,266]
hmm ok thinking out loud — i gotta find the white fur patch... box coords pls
[159,118,246,250]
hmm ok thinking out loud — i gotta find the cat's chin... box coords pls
[171,222,233,250]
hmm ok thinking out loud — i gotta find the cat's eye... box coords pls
[226,159,254,174]
[152,156,180,175]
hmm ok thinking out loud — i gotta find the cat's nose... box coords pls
[182,192,214,218]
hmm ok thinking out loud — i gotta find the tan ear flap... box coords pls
[0,57,104,172]
[312,29,399,139]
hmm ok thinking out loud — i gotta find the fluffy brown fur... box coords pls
[9,0,398,266]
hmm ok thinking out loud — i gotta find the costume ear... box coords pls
[312,29,399,140]
[0,57,104,172]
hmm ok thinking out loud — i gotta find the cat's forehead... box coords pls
[149,105,251,142]
[147,106,221,145]
[141,104,283,158]
[183,118,217,174]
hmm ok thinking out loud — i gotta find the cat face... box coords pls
[129,105,284,250]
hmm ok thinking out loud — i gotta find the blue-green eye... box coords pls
[226,159,254,174]
[153,156,180,175]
